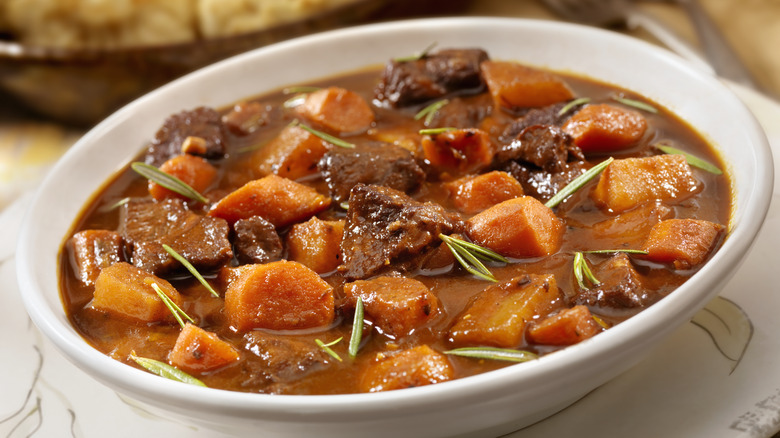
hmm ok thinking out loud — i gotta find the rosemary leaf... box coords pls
[293,120,355,149]
[439,234,505,282]
[419,127,457,136]
[545,157,614,209]
[348,297,364,359]
[316,337,343,362]
[151,282,194,329]
[282,94,307,109]
[584,249,648,255]
[98,197,130,213]
[414,99,450,124]
[131,162,209,204]
[394,42,437,62]
[162,244,219,298]
[573,252,600,290]
[557,97,591,117]
[129,353,206,387]
[445,347,538,363]
[612,96,658,114]
[656,144,723,175]
[592,314,609,329]
[339,201,350,210]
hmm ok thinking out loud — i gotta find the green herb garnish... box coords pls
[612,96,658,114]
[98,197,130,213]
[282,86,322,108]
[656,144,723,175]
[414,99,450,125]
[292,120,355,149]
[439,234,508,282]
[445,347,538,363]
[316,337,343,362]
[394,42,437,62]
[162,244,219,298]
[573,252,600,290]
[129,352,206,387]
[592,314,609,329]
[131,162,209,204]
[419,127,457,136]
[545,157,614,209]
[584,249,648,255]
[151,282,194,329]
[348,297,364,359]
[557,97,591,117]
[339,201,350,210]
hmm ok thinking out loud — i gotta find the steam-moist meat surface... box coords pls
[59,48,731,396]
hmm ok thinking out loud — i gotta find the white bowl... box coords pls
[16,17,773,438]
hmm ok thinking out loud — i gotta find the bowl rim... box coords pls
[16,15,774,422]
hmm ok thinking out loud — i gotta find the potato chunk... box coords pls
[296,86,375,133]
[92,262,182,323]
[421,128,494,174]
[359,345,454,393]
[591,154,699,213]
[286,217,344,274]
[168,323,240,374]
[526,305,602,345]
[467,196,564,258]
[149,154,217,201]
[589,201,674,249]
[208,174,330,227]
[252,124,328,180]
[224,261,334,332]
[480,60,574,109]
[642,218,724,269]
[344,276,440,338]
[449,274,562,348]
[445,170,524,214]
[562,104,647,153]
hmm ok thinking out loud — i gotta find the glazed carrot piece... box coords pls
[421,128,494,174]
[208,174,330,227]
[252,124,329,180]
[467,196,564,258]
[92,262,182,323]
[168,323,240,374]
[526,305,602,346]
[449,274,562,348]
[480,60,574,110]
[286,217,345,274]
[562,103,648,153]
[589,201,674,249]
[445,170,524,214]
[591,155,699,213]
[359,345,454,393]
[224,261,335,332]
[296,86,375,133]
[149,154,217,201]
[641,218,724,269]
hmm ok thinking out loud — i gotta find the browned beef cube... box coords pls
[500,101,576,140]
[233,215,283,264]
[119,198,200,245]
[374,48,489,108]
[242,331,331,392]
[318,142,426,202]
[502,160,587,203]
[425,94,492,129]
[66,230,125,286]
[573,253,657,312]
[145,106,228,166]
[494,125,583,173]
[341,184,461,279]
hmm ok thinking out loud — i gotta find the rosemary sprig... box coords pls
[129,352,206,387]
[592,314,609,329]
[612,96,658,114]
[282,86,322,108]
[419,127,457,136]
[98,197,130,213]
[414,99,450,124]
[131,162,209,204]
[151,282,194,329]
[162,244,219,298]
[394,42,437,62]
[439,234,508,282]
[583,249,648,255]
[656,144,723,175]
[573,252,600,290]
[557,97,591,117]
[292,120,355,149]
[316,337,343,362]
[445,347,538,363]
[348,297,364,359]
[545,157,614,209]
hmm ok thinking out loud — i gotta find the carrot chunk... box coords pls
[286,217,344,274]
[641,218,725,269]
[421,128,494,174]
[588,200,674,249]
[208,174,330,227]
[467,196,564,258]
[448,274,562,348]
[562,103,648,153]
[344,276,440,338]
[591,154,699,213]
[480,60,574,109]
[252,124,329,180]
[445,170,524,214]
[92,262,182,323]
[359,345,454,392]
[168,323,240,374]
[149,154,217,201]
[224,261,334,332]
[526,305,602,345]
[296,86,375,133]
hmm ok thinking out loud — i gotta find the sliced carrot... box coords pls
[168,323,240,374]
[208,174,330,227]
[286,217,344,274]
[641,218,724,269]
[562,103,647,153]
[421,128,494,174]
[224,261,334,332]
[445,170,524,214]
[526,305,602,345]
[92,262,182,323]
[480,60,574,110]
[149,154,217,201]
[296,86,375,133]
[252,124,329,180]
[467,196,564,258]
[359,345,454,392]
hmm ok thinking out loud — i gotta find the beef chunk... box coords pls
[501,102,575,140]
[502,160,587,202]
[425,94,492,129]
[120,198,199,245]
[66,230,125,286]
[495,125,583,172]
[375,48,489,108]
[233,215,283,264]
[341,184,462,279]
[318,141,426,202]
[145,106,227,166]
[242,332,331,393]
[573,253,658,313]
